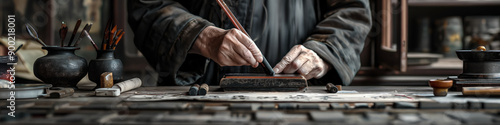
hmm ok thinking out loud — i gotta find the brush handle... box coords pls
[216,0,275,76]
[68,19,81,46]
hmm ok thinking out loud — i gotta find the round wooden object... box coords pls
[429,79,453,96]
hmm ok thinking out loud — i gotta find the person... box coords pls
[128,0,372,86]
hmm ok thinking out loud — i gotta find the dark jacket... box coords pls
[128,0,372,86]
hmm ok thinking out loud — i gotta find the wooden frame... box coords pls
[377,0,408,73]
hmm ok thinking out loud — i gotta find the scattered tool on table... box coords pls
[95,78,142,97]
[100,72,114,88]
[68,19,82,46]
[326,83,339,93]
[59,22,68,47]
[47,87,74,98]
[429,79,453,96]
[462,87,500,96]
[199,83,209,95]
[189,84,200,96]
[25,23,48,47]
[216,0,274,76]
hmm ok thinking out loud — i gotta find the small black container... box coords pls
[34,46,87,87]
[88,50,123,89]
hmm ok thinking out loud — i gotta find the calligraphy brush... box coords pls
[59,22,68,47]
[112,30,124,50]
[68,19,81,47]
[102,19,112,50]
[108,25,117,50]
[216,0,275,76]
[73,23,93,47]
[83,30,99,51]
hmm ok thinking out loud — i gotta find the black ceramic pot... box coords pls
[456,50,500,79]
[34,47,87,87]
[88,50,123,88]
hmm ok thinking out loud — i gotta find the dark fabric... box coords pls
[128,0,372,86]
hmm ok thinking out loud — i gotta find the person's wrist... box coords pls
[189,26,226,57]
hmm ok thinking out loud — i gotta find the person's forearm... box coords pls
[189,26,263,68]
[303,0,372,85]
[128,0,213,85]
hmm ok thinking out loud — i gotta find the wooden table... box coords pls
[2,86,500,124]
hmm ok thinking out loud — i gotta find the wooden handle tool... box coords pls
[462,87,500,96]
[216,0,274,76]
[68,19,82,46]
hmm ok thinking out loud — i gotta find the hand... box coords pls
[273,45,330,80]
[190,26,263,67]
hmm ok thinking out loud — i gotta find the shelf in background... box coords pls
[409,0,500,6]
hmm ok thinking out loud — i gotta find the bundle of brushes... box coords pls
[25,19,93,47]
[26,19,123,52]
[100,19,124,51]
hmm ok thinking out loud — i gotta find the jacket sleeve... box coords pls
[128,0,213,86]
[303,0,372,86]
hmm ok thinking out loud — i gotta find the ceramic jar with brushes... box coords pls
[88,19,125,89]
[28,20,92,87]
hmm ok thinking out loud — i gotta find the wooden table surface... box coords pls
[13,86,456,103]
[5,86,500,124]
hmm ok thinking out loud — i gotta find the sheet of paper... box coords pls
[125,91,424,102]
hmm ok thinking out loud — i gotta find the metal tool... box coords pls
[59,22,68,47]
[68,19,82,46]
[47,87,74,98]
[25,23,48,47]
[216,0,274,76]
[95,78,142,97]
